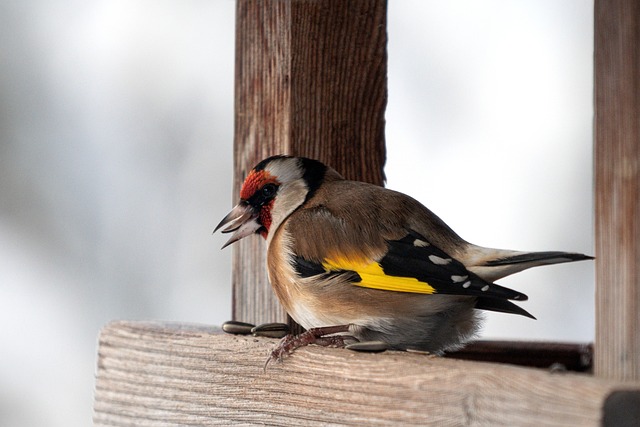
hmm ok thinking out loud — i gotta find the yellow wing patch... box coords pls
[323,257,436,294]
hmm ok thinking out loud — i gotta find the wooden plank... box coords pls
[93,321,640,426]
[232,0,387,328]
[594,0,640,381]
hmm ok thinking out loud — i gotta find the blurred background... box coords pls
[0,1,593,425]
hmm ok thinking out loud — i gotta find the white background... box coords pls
[0,1,593,425]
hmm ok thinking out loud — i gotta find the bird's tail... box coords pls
[484,251,593,267]
[475,297,536,319]
[466,248,593,282]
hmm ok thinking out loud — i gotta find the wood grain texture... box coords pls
[93,321,640,426]
[233,0,387,328]
[594,0,640,381]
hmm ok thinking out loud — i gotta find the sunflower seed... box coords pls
[345,341,389,353]
[251,322,290,338]
[222,320,255,335]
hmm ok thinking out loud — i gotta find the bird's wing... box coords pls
[292,227,528,302]
[285,190,529,304]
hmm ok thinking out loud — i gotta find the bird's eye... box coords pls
[261,183,277,198]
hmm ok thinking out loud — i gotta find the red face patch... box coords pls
[240,170,278,200]
[258,200,274,236]
[239,169,279,238]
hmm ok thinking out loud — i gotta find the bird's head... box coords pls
[214,155,331,248]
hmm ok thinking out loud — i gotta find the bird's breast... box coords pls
[266,226,376,329]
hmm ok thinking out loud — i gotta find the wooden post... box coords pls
[594,0,640,381]
[232,0,387,327]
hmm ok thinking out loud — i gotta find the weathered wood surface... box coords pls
[232,0,387,329]
[93,321,640,426]
[594,0,640,381]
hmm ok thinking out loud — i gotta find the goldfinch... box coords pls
[215,155,592,359]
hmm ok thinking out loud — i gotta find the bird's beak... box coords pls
[214,202,262,249]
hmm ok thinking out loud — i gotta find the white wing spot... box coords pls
[429,255,452,265]
[462,281,472,288]
[451,275,469,283]
[481,285,490,292]
[413,239,429,247]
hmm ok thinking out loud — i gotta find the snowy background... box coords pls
[0,1,593,425]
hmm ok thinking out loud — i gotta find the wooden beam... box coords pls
[94,321,640,426]
[594,0,640,381]
[232,0,387,328]
[446,340,593,372]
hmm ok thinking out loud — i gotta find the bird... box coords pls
[215,155,592,362]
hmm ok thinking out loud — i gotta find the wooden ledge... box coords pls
[94,321,640,426]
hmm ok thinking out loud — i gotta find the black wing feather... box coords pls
[380,230,528,301]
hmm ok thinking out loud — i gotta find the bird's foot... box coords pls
[264,324,353,369]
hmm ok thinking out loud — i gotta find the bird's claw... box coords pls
[263,325,353,370]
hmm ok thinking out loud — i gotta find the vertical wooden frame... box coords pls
[233,0,388,326]
[594,0,640,381]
